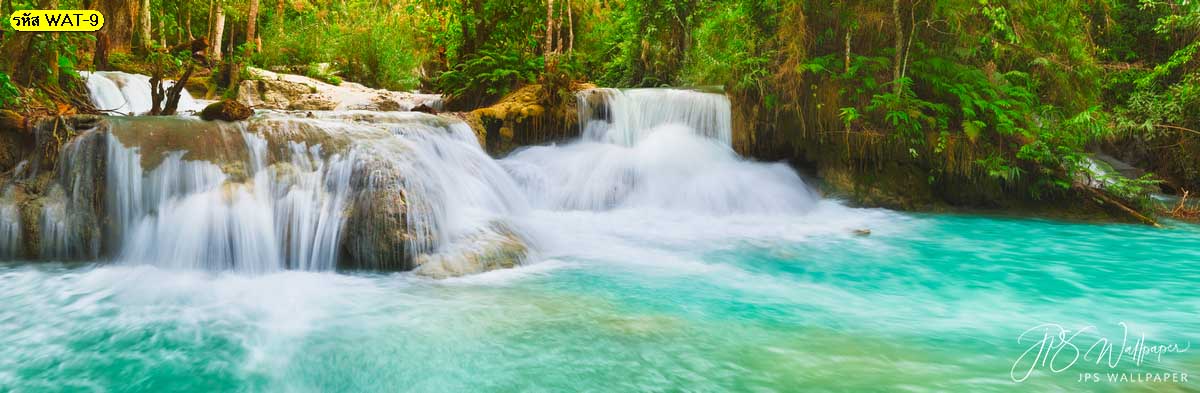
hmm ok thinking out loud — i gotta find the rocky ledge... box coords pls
[236,67,443,112]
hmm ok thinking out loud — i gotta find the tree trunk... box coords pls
[231,0,258,95]
[567,0,574,52]
[900,2,919,81]
[844,30,852,74]
[211,1,225,61]
[138,0,153,52]
[94,31,110,70]
[207,0,213,41]
[158,8,167,48]
[545,0,555,57]
[1,0,58,83]
[276,0,284,34]
[185,0,194,40]
[246,0,259,55]
[892,0,903,95]
[227,22,235,56]
[152,63,194,116]
[92,0,137,53]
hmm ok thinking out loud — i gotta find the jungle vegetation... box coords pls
[0,0,1197,217]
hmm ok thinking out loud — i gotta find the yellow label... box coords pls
[9,10,104,32]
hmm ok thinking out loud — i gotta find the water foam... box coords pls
[81,71,206,115]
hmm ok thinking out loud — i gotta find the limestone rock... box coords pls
[340,156,417,270]
[236,67,442,112]
[287,95,338,111]
[413,222,529,279]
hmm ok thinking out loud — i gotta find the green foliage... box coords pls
[436,48,543,108]
[0,72,20,108]
[257,0,425,91]
[585,0,702,87]
[1103,173,1162,211]
[304,64,342,86]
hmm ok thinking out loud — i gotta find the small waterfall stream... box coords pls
[0,79,818,275]
[0,187,20,259]
[81,71,208,115]
[503,88,816,214]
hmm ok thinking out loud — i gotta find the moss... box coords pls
[463,82,588,155]
[184,76,212,99]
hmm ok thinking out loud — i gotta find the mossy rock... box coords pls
[200,100,253,122]
[184,76,211,99]
[462,83,588,155]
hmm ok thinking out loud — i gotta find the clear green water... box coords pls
[3,206,1198,392]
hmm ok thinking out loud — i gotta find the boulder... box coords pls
[411,103,438,114]
[340,155,421,270]
[236,67,442,112]
[413,222,529,279]
[200,100,253,122]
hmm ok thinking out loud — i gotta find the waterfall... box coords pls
[0,187,20,259]
[0,80,818,275]
[502,88,816,214]
[576,88,732,146]
[65,113,530,273]
[81,71,206,115]
[101,117,364,272]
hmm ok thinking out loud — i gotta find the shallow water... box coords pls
[3,205,1197,392]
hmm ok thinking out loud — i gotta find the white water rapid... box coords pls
[81,71,207,115]
[0,80,821,276]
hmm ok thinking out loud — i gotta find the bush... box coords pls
[436,48,543,110]
[0,72,20,108]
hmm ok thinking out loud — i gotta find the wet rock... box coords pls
[185,76,212,99]
[463,83,590,155]
[0,110,27,134]
[341,155,420,270]
[413,222,529,279]
[411,103,438,115]
[286,95,338,111]
[0,110,30,172]
[367,95,402,111]
[200,100,253,122]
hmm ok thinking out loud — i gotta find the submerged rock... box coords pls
[200,100,253,121]
[413,222,529,279]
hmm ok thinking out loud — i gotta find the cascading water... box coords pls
[0,78,817,273]
[81,71,207,115]
[576,88,733,146]
[0,187,20,259]
[96,114,526,273]
[503,88,817,214]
